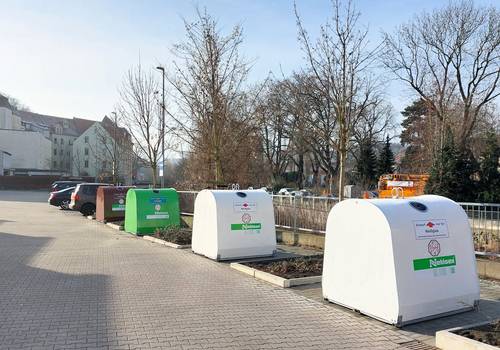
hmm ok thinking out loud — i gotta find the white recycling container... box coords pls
[192,189,277,260]
[322,195,480,326]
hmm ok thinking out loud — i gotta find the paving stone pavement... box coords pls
[0,191,498,350]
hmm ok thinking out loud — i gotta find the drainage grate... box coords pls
[397,340,438,350]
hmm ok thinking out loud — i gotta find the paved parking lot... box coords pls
[0,190,498,350]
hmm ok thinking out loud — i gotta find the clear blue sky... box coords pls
[0,0,498,121]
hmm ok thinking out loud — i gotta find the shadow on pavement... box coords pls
[402,299,500,335]
[0,232,112,348]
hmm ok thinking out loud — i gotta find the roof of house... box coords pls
[100,116,131,142]
[73,117,96,135]
[15,110,95,137]
[1,94,129,142]
[0,94,12,109]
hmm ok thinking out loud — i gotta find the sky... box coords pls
[0,0,498,122]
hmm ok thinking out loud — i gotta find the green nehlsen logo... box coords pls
[231,223,262,231]
[413,255,456,271]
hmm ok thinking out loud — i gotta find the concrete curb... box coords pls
[143,235,191,249]
[436,321,498,350]
[476,259,500,281]
[106,222,123,231]
[230,262,321,288]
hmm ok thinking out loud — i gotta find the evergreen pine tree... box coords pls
[356,139,377,189]
[477,132,500,203]
[425,131,458,198]
[425,130,478,201]
[399,99,432,173]
[377,135,395,176]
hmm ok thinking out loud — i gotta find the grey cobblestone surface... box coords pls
[0,191,409,350]
[291,257,500,347]
[0,191,497,349]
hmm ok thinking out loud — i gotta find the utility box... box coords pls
[95,186,134,223]
[322,195,479,326]
[192,189,276,260]
[124,188,180,235]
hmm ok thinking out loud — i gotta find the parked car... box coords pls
[258,186,272,194]
[48,186,75,209]
[50,180,83,192]
[292,189,314,197]
[277,188,295,196]
[69,183,111,216]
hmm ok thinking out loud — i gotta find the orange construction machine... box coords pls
[377,174,430,198]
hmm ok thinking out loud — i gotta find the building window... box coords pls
[84,148,89,156]
[53,161,57,168]
[67,151,70,156]
[84,136,89,143]
[60,161,63,168]
[61,139,64,145]
[54,137,57,144]
[66,162,70,169]
[84,160,89,168]
[54,149,57,156]
[69,140,73,145]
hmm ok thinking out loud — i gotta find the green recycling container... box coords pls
[124,188,180,235]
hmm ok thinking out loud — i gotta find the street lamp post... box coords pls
[156,66,165,188]
[111,111,118,185]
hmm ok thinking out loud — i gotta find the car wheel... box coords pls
[80,203,96,216]
[60,200,70,210]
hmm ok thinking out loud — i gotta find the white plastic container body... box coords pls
[192,189,277,260]
[322,195,480,326]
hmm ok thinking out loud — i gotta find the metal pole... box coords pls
[161,70,165,188]
[156,66,166,188]
[112,112,118,185]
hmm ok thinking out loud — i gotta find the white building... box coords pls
[0,95,22,130]
[0,150,12,175]
[72,117,133,184]
[16,110,94,174]
[0,95,52,172]
[0,93,133,180]
[0,129,51,170]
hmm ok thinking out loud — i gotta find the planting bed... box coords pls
[154,227,192,245]
[244,255,323,279]
[455,320,500,346]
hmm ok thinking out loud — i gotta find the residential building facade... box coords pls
[0,93,133,181]
[72,117,133,184]
[0,129,52,170]
[0,95,52,172]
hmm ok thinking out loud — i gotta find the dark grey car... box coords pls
[69,183,111,216]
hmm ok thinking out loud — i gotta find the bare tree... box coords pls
[352,94,395,149]
[91,114,134,184]
[295,0,379,199]
[383,0,499,149]
[117,64,164,187]
[72,148,83,177]
[255,79,291,186]
[282,75,314,189]
[167,8,252,187]
[1,93,30,112]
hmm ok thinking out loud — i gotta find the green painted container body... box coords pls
[124,188,180,235]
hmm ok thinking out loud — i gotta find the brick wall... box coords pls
[0,176,93,190]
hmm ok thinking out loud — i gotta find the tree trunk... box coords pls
[151,164,158,188]
[338,147,346,201]
[296,153,304,189]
